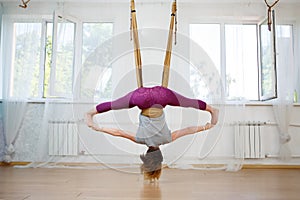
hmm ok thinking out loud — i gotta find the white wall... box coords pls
[1,1,300,166]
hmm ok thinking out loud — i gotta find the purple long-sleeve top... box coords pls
[96,86,206,113]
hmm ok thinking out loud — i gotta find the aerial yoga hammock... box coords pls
[86,0,219,181]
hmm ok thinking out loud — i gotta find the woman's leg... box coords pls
[167,88,219,125]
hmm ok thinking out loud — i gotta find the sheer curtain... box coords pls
[0,111,4,161]
[0,6,4,161]
[272,25,294,160]
[2,101,28,163]
[0,19,41,162]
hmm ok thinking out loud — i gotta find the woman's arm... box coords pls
[171,123,213,141]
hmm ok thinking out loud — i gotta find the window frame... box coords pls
[224,23,260,101]
[189,21,261,102]
[1,15,50,100]
[49,11,81,99]
[258,10,278,101]
[1,14,82,101]
[1,14,115,101]
[81,22,114,101]
[188,18,292,103]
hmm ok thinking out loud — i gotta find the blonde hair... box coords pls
[140,147,163,181]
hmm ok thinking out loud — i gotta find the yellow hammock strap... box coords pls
[161,0,177,88]
[130,0,143,88]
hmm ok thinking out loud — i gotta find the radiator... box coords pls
[48,121,78,156]
[234,122,265,159]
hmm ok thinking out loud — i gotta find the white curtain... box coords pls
[2,101,28,163]
[0,18,36,162]
[0,6,4,160]
[272,25,294,160]
[0,112,5,161]
[273,103,292,160]
[1,20,30,162]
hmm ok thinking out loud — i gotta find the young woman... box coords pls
[86,86,219,181]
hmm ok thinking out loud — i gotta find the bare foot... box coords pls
[211,108,219,125]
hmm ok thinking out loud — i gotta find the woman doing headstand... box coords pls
[86,0,219,181]
[86,86,219,181]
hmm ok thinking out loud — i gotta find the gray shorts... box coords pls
[135,112,172,147]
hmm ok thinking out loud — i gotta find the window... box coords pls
[9,19,76,99]
[81,23,113,100]
[274,24,294,97]
[8,19,76,99]
[10,22,42,98]
[189,24,220,100]
[5,16,113,100]
[259,13,277,101]
[41,21,74,98]
[49,17,76,98]
[190,24,221,72]
[43,22,53,97]
[225,24,258,100]
[189,22,288,101]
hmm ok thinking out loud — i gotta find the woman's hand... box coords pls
[202,122,213,131]
[195,122,213,132]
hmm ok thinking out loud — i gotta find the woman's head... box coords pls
[140,147,163,181]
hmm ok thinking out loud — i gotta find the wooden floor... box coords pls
[1,167,300,200]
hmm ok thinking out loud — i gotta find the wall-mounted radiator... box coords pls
[48,121,78,156]
[234,122,265,159]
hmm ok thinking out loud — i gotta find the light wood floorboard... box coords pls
[0,167,300,200]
